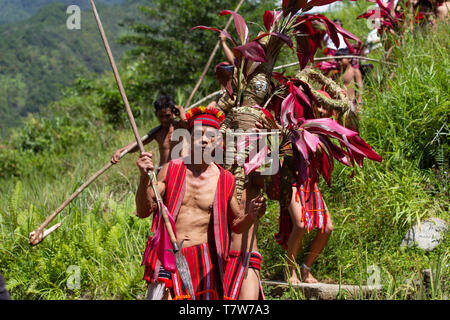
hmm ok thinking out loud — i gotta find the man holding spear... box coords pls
[136,106,266,300]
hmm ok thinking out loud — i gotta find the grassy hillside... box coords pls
[0,1,145,136]
[0,3,448,300]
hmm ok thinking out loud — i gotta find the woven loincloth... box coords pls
[224,251,264,300]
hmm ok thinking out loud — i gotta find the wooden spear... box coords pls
[182,0,246,109]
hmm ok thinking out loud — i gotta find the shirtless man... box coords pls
[217,34,267,300]
[136,106,265,300]
[335,48,364,110]
[111,94,187,170]
[224,173,266,300]
[435,1,449,20]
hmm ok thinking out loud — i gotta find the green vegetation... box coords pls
[0,1,448,300]
[0,0,144,136]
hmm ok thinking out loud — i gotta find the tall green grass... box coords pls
[0,8,448,300]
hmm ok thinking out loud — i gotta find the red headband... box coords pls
[185,106,225,130]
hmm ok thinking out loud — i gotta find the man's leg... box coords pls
[301,218,334,283]
[238,268,261,300]
[285,186,307,285]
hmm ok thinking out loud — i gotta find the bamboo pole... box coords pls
[273,55,398,71]
[29,131,153,245]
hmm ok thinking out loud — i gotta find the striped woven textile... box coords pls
[296,182,329,232]
[223,251,264,300]
[272,165,330,249]
[171,243,218,300]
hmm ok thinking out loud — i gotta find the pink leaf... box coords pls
[244,145,269,175]
[303,129,320,152]
[291,130,310,164]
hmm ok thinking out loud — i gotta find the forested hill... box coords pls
[0,0,145,136]
[0,0,125,25]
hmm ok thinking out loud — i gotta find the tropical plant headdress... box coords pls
[193,1,382,189]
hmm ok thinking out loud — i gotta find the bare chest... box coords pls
[180,169,219,213]
[155,127,175,150]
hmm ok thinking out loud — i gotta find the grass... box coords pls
[0,7,449,300]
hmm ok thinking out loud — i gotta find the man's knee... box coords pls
[325,222,334,234]
[292,219,306,232]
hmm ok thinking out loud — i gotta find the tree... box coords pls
[119,0,278,102]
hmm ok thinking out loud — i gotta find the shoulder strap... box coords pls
[164,159,186,219]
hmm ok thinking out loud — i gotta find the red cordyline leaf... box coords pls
[272,71,288,85]
[253,104,279,129]
[303,0,342,12]
[243,59,262,79]
[357,9,380,20]
[268,94,283,120]
[303,129,320,152]
[290,117,382,187]
[282,0,308,16]
[294,14,362,64]
[280,81,317,127]
[315,60,338,73]
[375,0,392,16]
[281,88,303,127]
[301,118,382,163]
[295,22,320,69]
[220,10,249,44]
[263,10,283,31]
[191,25,238,47]
[310,14,362,52]
[234,41,268,63]
[318,135,350,166]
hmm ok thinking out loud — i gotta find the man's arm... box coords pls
[228,189,265,234]
[355,68,364,105]
[220,33,235,64]
[174,105,188,128]
[111,128,159,163]
[135,152,167,218]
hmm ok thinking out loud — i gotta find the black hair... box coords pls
[335,48,350,56]
[333,18,343,26]
[154,94,175,111]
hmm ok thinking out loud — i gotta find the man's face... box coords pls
[316,105,332,118]
[190,124,219,164]
[156,108,174,127]
[337,57,350,68]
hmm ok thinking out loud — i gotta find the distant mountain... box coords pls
[0,0,146,135]
[0,0,126,25]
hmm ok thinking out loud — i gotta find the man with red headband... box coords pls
[136,106,266,300]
